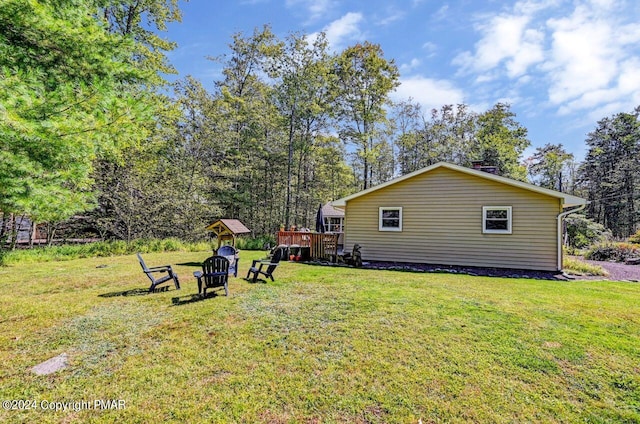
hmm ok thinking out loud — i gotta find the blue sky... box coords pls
[165,0,640,161]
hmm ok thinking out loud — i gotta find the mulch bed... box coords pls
[304,257,640,281]
[303,259,567,281]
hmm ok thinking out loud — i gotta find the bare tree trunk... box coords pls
[9,214,23,250]
[284,108,296,228]
[46,222,58,247]
[29,220,36,248]
[0,213,9,247]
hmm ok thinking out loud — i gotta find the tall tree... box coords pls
[0,0,159,245]
[474,103,530,180]
[212,25,285,232]
[391,99,423,174]
[424,104,478,167]
[581,107,640,237]
[333,42,399,189]
[266,31,335,228]
[100,0,183,83]
[527,143,574,191]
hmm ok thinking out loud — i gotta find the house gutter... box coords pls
[556,203,588,271]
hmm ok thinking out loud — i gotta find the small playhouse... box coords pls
[205,219,251,277]
[206,219,251,249]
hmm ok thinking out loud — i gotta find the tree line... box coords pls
[1,0,638,249]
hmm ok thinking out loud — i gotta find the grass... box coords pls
[563,256,609,276]
[0,251,638,423]
[0,239,212,265]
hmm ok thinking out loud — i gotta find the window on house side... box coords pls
[483,206,512,234]
[379,207,402,231]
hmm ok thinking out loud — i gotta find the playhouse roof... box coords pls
[205,219,251,236]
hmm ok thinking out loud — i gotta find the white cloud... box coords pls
[316,12,365,50]
[285,0,336,22]
[513,0,562,15]
[374,6,405,26]
[557,56,640,118]
[400,58,421,73]
[453,13,544,79]
[452,0,640,120]
[422,41,437,52]
[392,76,465,111]
[544,1,640,115]
[433,5,450,21]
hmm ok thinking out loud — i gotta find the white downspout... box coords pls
[557,203,587,271]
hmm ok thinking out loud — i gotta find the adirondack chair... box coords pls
[137,253,180,292]
[246,246,283,283]
[194,256,230,297]
[338,244,363,268]
[215,245,239,277]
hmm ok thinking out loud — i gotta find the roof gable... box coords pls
[321,202,345,217]
[332,162,587,208]
[205,219,251,236]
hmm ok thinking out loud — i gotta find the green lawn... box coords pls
[0,251,638,423]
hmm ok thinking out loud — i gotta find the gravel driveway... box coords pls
[579,258,640,282]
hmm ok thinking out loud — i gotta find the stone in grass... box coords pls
[32,353,68,375]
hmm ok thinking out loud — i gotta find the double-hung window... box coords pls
[482,206,512,234]
[379,207,402,231]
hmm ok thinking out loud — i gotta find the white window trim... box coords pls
[482,206,512,234]
[379,207,403,232]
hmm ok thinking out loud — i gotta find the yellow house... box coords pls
[332,162,587,272]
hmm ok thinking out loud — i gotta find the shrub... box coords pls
[160,238,184,252]
[628,229,640,245]
[236,235,276,251]
[149,239,164,252]
[128,239,150,254]
[565,215,611,249]
[0,238,212,265]
[188,241,213,252]
[584,242,640,262]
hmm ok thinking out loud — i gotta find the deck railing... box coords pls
[277,231,340,261]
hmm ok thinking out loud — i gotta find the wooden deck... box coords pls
[277,231,340,262]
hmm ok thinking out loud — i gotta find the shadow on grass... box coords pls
[170,291,225,306]
[245,278,268,284]
[99,288,150,297]
[99,285,179,297]
[176,262,203,267]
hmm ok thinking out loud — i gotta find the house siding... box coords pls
[343,167,562,271]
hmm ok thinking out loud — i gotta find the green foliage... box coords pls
[584,242,640,262]
[392,103,531,182]
[235,234,276,251]
[0,0,181,241]
[334,41,400,189]
[266,31,337,227]
[474,103,531,181]
[100,0,183,84]
[581,107,640,238]
[565,214,612,249]
[0,238,208,265]
[527,143,575,190]
[628,229,640,244]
